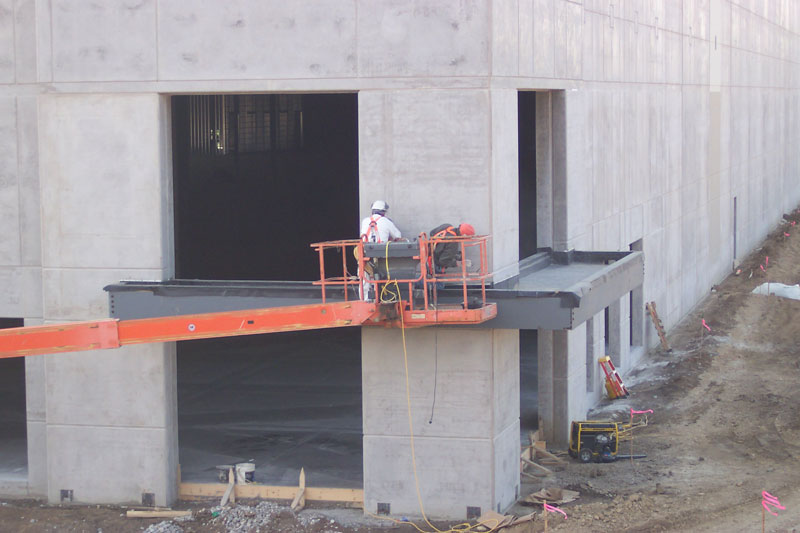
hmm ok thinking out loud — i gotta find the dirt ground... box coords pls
[3,214,800,532]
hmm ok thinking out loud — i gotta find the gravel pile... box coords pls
[210,501,286,532]
[144,521,184,533]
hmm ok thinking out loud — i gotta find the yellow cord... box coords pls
[366,241,500,533]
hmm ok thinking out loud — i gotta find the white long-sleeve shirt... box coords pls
[360,214,402,243]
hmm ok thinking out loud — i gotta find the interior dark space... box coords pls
[0,318,27,477]
[518,91,537,259]
[520,329,538,439]
[171,93,363,487]
[172,93,359,281]
[177,328,363,487]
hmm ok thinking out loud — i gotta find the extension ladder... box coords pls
[645,301,669,350]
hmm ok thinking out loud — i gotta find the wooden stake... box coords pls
[220,468,235,507]
[290,468,306,512]
[543,499,548,532]
[630,411,634,466]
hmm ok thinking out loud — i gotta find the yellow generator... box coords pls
[568,421,623,463]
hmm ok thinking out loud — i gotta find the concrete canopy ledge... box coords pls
[104,250,643,332]
[483,249,645,330]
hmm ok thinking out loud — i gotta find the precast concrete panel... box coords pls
[0,267,41,318]
[491,329,519,437]
[14,0,38,83]
[46,425,173,505]
[34,92,177,505]
[491,0,518,77]
[554,0,582,80]
[0,97,20,266]
[42,267,164,321]
[357,1,488,78]
[16,97,42,268]
[490,89,520,277]
[39,95,166,271]
[563,90,591,250]
[0,0,14,83]
[492,421,520,513]
[362,326,520,518]
[362,328,493,439]
[34,0,53,82]
[529,0,555,78]
[363,435,493,519]
[158,0,357,81]
[51,0,157,82]
[44,345,174,428]
[358,89,490,239]
[552,325,586,444]
[25,420,46,497]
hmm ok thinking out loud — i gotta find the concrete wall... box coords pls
[0,0,797,515]
[362,328,519,518]
[9,93,178,504]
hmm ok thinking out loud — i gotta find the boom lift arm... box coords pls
[0,234,497,359]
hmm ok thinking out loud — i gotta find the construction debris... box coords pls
[520,432,567,478]
[474,509,537,532]
[523,487,580,506]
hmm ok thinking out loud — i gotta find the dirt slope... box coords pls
[538,212,800,532]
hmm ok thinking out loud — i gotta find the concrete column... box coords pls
[25,351,46,498]
[537,90,590,252]
[581,312,608,407]
[359,87,520,519]
[362,328,519,519]
[37,94,177,505]
[536,330,554,439]
[538,324,588,446]
[535,92,553,249]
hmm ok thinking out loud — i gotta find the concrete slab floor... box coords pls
[177,329,363,488]
[179,327,539,489]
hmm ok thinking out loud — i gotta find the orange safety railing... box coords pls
[310,233,492,313]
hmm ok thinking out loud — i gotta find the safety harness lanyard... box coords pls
[363,215,383,243]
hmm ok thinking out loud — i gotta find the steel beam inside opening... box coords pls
[105,250,643,331]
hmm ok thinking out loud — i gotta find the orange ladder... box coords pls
[598,356,630,399]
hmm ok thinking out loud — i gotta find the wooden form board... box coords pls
[179,482,363,506]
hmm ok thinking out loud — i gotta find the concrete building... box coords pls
[1,0,798,521]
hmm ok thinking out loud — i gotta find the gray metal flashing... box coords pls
[105,250,643,330]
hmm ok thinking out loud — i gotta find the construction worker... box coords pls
[360,200,402,243]
[429,222,476,271]
[359,200,402,301]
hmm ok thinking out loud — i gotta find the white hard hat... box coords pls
[371,200,389,212]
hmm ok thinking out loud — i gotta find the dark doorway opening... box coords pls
[0,318,26,481]
[177,329,362,487]
[171,93,362,487]
[171,93,359,281]
[519,329,538,442]
[518,92,537,259]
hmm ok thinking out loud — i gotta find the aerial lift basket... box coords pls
[598,356,629,399]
